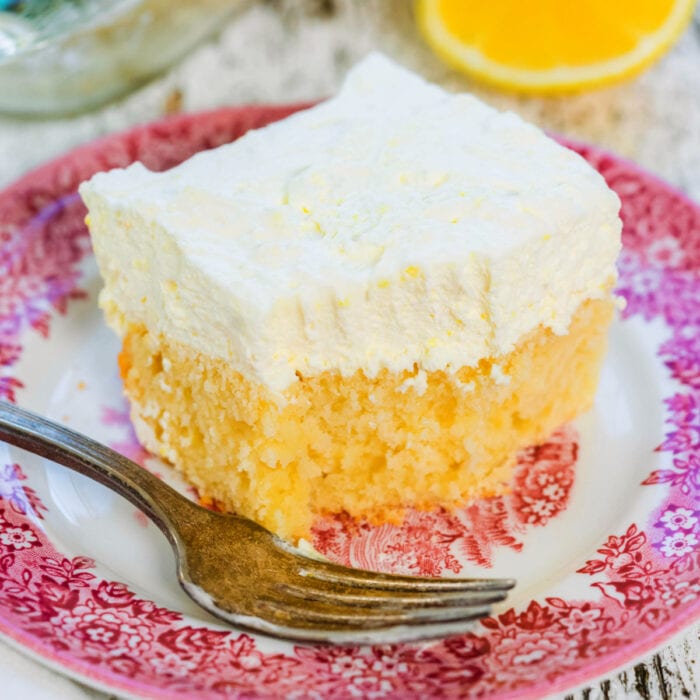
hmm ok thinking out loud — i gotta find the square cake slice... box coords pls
[80,53,621,542]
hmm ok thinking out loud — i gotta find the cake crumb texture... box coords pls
[119,297,613,542]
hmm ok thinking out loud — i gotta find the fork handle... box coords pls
[0,400,198,542]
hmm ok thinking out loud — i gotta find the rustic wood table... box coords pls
[0,1,698,697]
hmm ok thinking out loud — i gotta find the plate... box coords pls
[0,106,698,700]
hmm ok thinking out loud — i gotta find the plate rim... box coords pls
[0,104,699,700]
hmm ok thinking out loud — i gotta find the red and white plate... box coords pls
[0,106,698,700]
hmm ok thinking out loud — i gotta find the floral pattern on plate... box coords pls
[0,106,698,699]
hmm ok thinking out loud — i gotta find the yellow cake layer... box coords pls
[119,297,613,542]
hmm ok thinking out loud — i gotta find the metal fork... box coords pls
[0,401,515,645]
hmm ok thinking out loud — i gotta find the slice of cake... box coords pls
[80,54,621,543]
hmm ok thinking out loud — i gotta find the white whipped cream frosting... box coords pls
[80,53,621,395]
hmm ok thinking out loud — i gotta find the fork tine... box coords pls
[239,615,497,645]
[276,581,509,609]
[258,597,493,629]
[295,558,516,592]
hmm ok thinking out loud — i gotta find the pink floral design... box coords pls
[659,532,698,558]
[312,425,578,571]
[659,506,698,532]
[56,601,155,654]
[0,509,40,553]
[664,394,698,424]
[0,524,38,551]
[0,463,46,518]
[652,502,700,573]
[644,449,700,495]
[0,111,697,699]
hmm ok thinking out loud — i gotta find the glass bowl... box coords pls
[0,0,240,117]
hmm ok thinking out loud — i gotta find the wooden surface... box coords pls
[0,1,698,697]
